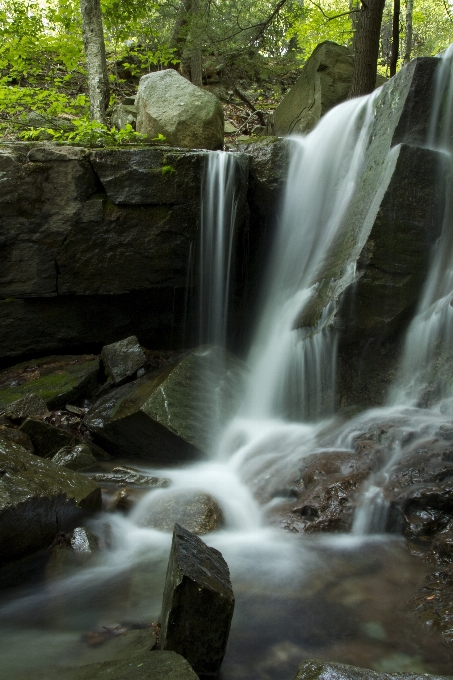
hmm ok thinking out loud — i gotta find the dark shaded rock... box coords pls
[53,651,199,680]
[0,426,34,452]
[108,486,142,513]
[89,146,204,206]
[294,659,447,680]
[92,466,170,488]
[52,444,98,471]
[139,490,224,534]
[410,564,453,648]
[0,143,97,298]
[0,288,187,360]
[19,418,76,458]
[101,336,146,384]
[0,355,100,411]
[4,392,50,420]
[135,69,224,149]
[0,438,101,564]
[160,524,234,678]
[27,146,88,162]
[46,526,99,577]
[111,102,137,130]
[85,346,247,462]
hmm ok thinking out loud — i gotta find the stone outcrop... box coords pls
[139,490,224,534]
[19,418,76,457]
[272,42,385,136]
[160,524,234,678]
[136,69,224,149]
[0,355,100,411]
[0,438,101,564]
[84,346,247,462]
[294,660,446,680]
[52,444,98,471]
[101,336,146,385]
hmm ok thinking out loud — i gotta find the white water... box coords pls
[3,54,453,680]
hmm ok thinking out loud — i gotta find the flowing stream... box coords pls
[3,53,453,679]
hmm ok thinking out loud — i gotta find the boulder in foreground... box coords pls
[136,69,224,149]
[294,659,448,680]
[84,346,247,463]
[101,336,146,385]
[0,438,101,564]
[160,524,234,678]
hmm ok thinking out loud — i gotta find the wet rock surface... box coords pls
[91,465,170,488]
[20,418,76,458]
[294,659,447,680]
[85,346,247,462]
[139,490,224,534]
[160,524,235,678]
[52,444,98,471]
[101,336,146,385]
[0,438,101,564]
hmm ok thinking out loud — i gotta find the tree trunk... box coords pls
[348,0,386,98]
[79,0,110,124]
[191,50,203,86]
[389,0,401,76]
[170,0,193,64]
[403,0,413,64]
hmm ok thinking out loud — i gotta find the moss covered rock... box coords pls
[0,438,101,564]
[0,355,100,411]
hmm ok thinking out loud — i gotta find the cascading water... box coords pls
[3,53,453,680]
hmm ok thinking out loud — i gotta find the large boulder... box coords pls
[84,346,247,462]
[294,660,447,680]
[101,336,146,385]
[135,69,224,149]
[0,355,100,411]
[160,524,235,678]
[0,438,101,564]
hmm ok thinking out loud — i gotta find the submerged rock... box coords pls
[101,336,146,385]
[294,659,447,680]
[136,69,224,149]
[85,346,247,463]
[139,490,224,534]
[160,524,234,678]
[0,355,100,411]
[0,438,101,564]
[52,444,98,471]
[56,651,199,680]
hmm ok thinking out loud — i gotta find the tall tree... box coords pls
[403,0,413,63]
[348,0,386,97]
[389,0,401,75]
[80,0,110,123]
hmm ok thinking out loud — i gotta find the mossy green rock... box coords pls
[0,438,101,564]
[294,660,450,680]
[0,355,100,411]
[85,346,247,463]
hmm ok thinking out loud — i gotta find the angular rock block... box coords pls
[101,335,146,384]
[0,354,100,411]
[274,41,355,135]
[4,393,49,420]
[136,69,224,149]
[52,444,98,471]
[294,659,446,680]
[160,524,235,678]
[19,418,76,458]
[85,346,247,463]
[0,438,101,564]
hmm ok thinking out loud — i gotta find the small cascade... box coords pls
[198,150,241,347]
[390,47,453,408]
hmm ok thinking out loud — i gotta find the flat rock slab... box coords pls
[0,438,101,564]
[0,355,99,411]
[101,336,146,384]
[294,660,450,680]
[160,524,234,678]
[85,346,247,463]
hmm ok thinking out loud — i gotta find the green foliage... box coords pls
[287,0,353,58]
[161,164,176,175]
[19,120,147,146]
